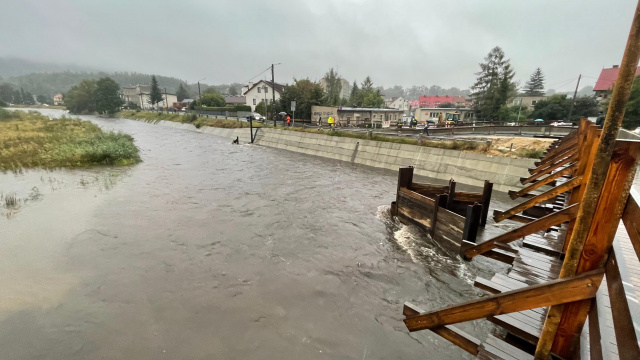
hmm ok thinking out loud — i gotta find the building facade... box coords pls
[510,96,547,110]
[414,107,475,124]
[311,105,404,127]
[418,95,469,108]
[385,97,411,112]
[241,80,284,111]
[593,65,640,99]
[121,84,177,109]
[53,93,63,105]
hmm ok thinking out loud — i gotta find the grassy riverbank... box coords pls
[119,110,546,158]
[118,110,262,129]
[0,109,141,172]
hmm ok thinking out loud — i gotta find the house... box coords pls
[121,84,177,109]
[415,107,475,124]
[173,99,195,109]
[311,105,404,127]
[408,100,420,109]
[53,93,63,105]
[385,97,411,113]
[241,80,285,111]
[418,95,469,108]
[319,77,351,100]
[225,96,246,105]
[593,65,640,99]
[510,96,547,110]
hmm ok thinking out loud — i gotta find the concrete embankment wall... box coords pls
[149,120,535,192]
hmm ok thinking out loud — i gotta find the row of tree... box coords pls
[0,82,48,105]
[65,77,123,115]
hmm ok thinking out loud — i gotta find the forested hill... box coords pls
[2,71,195,97]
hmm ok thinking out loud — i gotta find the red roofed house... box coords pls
[593,65,640,99]
[418,95,469,108]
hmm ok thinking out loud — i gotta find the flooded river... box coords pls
[1,109,521,359]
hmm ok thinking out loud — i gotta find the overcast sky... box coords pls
[1,0,638,90]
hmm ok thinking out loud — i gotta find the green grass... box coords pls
[118,110,262,129]
[0,108,141,172]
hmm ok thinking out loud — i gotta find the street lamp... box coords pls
[262,84,268,121]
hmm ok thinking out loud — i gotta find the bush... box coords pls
[195,105,251,112]
[184,113,198,122]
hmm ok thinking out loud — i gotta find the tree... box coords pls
[362,91,384,108]
[530,94,570,120]
[571,96,599,122]
[361,76,374,93]
[470,46,517,121]
[198,93,225,107]
[149,75,163,106]
[278,78,324,120]
[322,68,342,106]
[438,102,455,108]
[21,88,34,105]
[176,83,190,101]
[524,68,545,96]
[65,79,97,114]
[36,95,50,104]
[349,80,361,106]
[95,77,124,115]
[255,101,274,116]
[201,87,220,96]
[228,86,239,96]
[0,83,14,103]
[621,75,640,129]
[12,89,22,104]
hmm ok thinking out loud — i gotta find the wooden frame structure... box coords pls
[390,166,492,252]
[401,128,640,358]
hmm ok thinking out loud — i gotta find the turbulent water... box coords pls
[0,109,537,359]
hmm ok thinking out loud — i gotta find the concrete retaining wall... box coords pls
[148,120,535,192]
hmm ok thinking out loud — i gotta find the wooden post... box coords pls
[462,203,482,244]
[480,180,493,225]
[447,179,456,209]
[396,167,414,207]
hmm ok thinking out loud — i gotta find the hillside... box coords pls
[0,57,99,78]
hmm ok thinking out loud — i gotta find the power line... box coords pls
[243,66,272,84]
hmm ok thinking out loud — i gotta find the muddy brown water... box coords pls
[0,109,561,360]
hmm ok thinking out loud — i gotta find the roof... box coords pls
[225,96,246,104]
[182,99,195,103]
[418,95,468,107]
[594,66,640,91]
[244,80,285,94]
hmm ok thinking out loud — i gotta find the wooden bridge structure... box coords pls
[401,119,640,359]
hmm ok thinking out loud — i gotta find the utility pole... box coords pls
[516,98,523,123]
[198,82,202,99]
[566,74,581,123]
[164,87,168,112]
[271,64,276,127]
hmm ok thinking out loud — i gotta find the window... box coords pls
[253,99,256,105]
[258,87,261,93]
[531,100,537,106]
[265,87,268,93]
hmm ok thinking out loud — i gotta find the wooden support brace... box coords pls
[403,269,603,332]
[403,302,481,356]
[521,153,578,185]
[494,176,582,223]
[464,204,579,260]
[509,165,577,200]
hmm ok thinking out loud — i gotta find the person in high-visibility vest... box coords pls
[328,116,335,128]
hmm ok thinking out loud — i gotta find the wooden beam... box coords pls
[494,176,582,223]
[509,164,577,200]
[492,211,535,224]
[465,204,578,260]
[534,147,578,169]
[622,188,640,260]
[481,180,493,226]
[605,244,640,359]
[529,149,578,175]
[403,269,603,332]
[521,153,578,185]
[538,140,640,358]
[462,203,482,244]
[403,303,481,356]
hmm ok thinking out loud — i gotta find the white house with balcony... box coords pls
[241,80,284,111]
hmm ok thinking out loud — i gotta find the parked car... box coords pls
[550,121,572,126]
[634,127,640,134]
[249,112,265,121]
[506,122,516,126]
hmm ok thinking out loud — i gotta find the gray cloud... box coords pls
[1,0,637,90]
